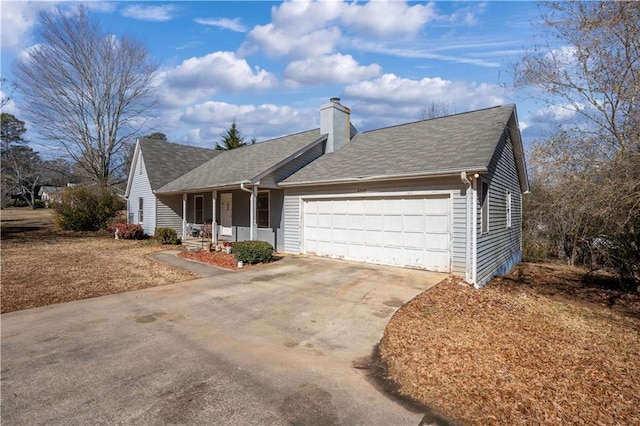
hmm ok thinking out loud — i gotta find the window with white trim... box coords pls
[506,191,512,229]
[481,181,489,234]
[194,195,204,224]
[257,191,269,228]
[138,197,144,223]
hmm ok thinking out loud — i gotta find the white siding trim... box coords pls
[300,189,452,200]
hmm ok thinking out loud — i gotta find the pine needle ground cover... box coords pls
[381,263,640,425]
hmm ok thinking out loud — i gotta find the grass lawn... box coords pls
[380,263,640,425]
[1,208,195,313]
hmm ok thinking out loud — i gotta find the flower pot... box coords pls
[225,247,232,254]
[237,261,244,268]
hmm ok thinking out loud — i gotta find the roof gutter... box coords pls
[280,168,487,188]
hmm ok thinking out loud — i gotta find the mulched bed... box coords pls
[379,263,640,425]
[178,250,280,271]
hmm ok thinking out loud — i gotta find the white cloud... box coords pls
[241,23,341,59]
[195,17,247,32]
[241,0,450,59]
[284,54,381,86]
[121,5,176,22]
[157,51,276,106]
[176,101,312,146]
[346,73,503,107]
[344,73,504,128]
[0,90,18,115]
[0,2,41,49]
[341,0,438,36]
[534,103,583,121]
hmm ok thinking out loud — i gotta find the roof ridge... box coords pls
[139,138,217,153]
[359,104,513,134]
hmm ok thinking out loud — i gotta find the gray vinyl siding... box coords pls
[284,177,467,273]
[476,130,523,286]
[156,194,183,237]
[127,154,155,235]
[451,192,468,275]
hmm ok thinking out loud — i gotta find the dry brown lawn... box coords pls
[1,208,196,313]
[380,263,640,425]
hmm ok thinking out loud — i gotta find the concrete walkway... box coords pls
[1,254,447,425]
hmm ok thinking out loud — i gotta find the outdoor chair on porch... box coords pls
[203,221,213,239]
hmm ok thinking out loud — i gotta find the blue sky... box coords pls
[1,1,557,156]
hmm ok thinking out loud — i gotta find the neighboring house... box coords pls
[38,186,64,207]
[126,99,528,287]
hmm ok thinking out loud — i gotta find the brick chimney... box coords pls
[320,97,351,153]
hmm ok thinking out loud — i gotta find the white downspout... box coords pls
[471,176,478,288]
[182,193,187,239]
[239,182,256,241]
[461,172,472,283]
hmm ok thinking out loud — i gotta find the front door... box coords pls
[220,193,232,236]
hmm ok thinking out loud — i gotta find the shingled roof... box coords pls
[136,138,220,191]
[282,105,522,186]
[156,129,326,194]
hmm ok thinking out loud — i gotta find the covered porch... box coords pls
[157,183,284,252]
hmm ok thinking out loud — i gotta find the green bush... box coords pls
[233,240,274,264]
[154,227,181,245]
[51,186,125,231]
[107,222,146,240]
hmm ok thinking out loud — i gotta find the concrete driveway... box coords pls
[1,254,446,425]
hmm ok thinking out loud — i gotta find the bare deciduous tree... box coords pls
[14,6,158,187]
[421,101,457,120]
[1,113,42,209]
[1,77,16,110]
[516,2,640,287]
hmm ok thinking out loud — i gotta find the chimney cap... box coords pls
[330,97,341,103]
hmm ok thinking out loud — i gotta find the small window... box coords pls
[257,191,269,228]
[506,191,512,229]
[481,181,489,234]
[138,197,144,223]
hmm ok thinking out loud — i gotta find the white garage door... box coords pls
[303,195,451,271]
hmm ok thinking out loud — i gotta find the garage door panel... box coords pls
[425,215,449,230]
[348,229,365,244]
[348,215,364,230]
[348,200,365,214]
[383,215,403,232]
[424,233,450,250]
[333,228,348,243]
[332,242,349,258]
[402,198,426,215]
[427,197,450,214]
[332,215,348,229]
[403,232,425,249]
[365,230,385,246]
[303,195,451,271]
[317,201,333,214]
[366,199,383,213]
[318,214,333,228]
[364,215,383,231]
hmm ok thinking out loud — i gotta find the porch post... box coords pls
[250,186,257,241]
[212,190,217,245]
[182,193,187,239]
